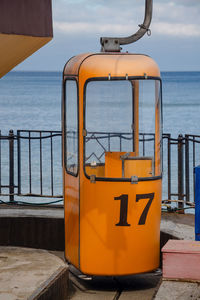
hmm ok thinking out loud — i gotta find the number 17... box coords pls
[114,193,155,226]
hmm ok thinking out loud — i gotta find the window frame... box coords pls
[83,76,163,182]
[64,77,79,177]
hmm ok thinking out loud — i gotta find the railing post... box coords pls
[178,134,184,213]
[9,129,14,203]
[185,135,190,203]
[167,134,171,201]
[17,130,21,195]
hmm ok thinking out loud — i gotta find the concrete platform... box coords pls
[0,205,196,299]
[155,281,200,300]
[0,246,68,300]
[161,212,194,241]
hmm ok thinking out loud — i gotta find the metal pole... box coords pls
[178,134,184,213]
[167,134,171,201]
[9,129,14,203]
[17,131,21,195]
[185,135,190,203]
[0,130,1,195]
[100,0,153,52]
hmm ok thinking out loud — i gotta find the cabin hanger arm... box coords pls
[100,0,153,52]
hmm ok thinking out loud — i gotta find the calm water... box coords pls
[0,71,62,133]
[0,71,200,135]
[162,72,200,136]
[0,71,200,204]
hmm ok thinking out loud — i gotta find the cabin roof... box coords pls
[63,53,160,78]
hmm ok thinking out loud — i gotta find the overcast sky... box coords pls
[16,0,200,72]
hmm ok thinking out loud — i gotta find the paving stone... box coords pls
[155,281,200,300]
[0,246,67,299]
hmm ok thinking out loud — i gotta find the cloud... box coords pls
[54,20,200,38]
[52,0,200,38]
[54,21,136,35]
[152,22,200,37]
[153,1,200,25]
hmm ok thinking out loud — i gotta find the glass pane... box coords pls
[65,80,78,174]
[86,81,133,133]
[84,79,162,179]
[138,80,161,176]
[85,80,133,166]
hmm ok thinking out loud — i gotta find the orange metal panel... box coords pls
[124,158,152,178]
[105,152,123,178]
[155,80,161,176]
[78,53,160,79]
[64,53,160,78]
[105,152,133,178]
[133,80,139,156]
[64,53,91,76]
[79,177,161,276]
[64,173,80,268]
[85,165,105,177]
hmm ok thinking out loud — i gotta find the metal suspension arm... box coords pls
[100,0,153,52]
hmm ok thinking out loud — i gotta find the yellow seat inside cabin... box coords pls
[86,152,153,178]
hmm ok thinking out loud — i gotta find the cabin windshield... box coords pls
[84,78,162,180]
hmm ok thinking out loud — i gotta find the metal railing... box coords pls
[162,134,199,211]
[85,131,155,163]
[0,130,63,204]
[0,129,199,210]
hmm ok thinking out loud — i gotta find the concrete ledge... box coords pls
[28,266,68,300]
[161,212,194,241]
[0,206,64,250]
[0,247,68,300]
[0,207,194,253]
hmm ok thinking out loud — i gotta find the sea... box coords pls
[0,71,200,206]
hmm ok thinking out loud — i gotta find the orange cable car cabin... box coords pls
[62,52,162,276]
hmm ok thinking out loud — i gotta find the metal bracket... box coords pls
[78,274,93,281]
[82,129,87,137]
[101,38,121,52]
[100,0,153,52]
[120,152,130,160]
[90,175,96,183]
[131,176,138,184]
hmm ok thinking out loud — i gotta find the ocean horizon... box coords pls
[1,70,200,136]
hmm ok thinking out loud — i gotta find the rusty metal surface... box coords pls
[0,0,53,37]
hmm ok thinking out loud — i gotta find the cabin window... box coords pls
[84,78,162,180]
[65,80,78,175]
